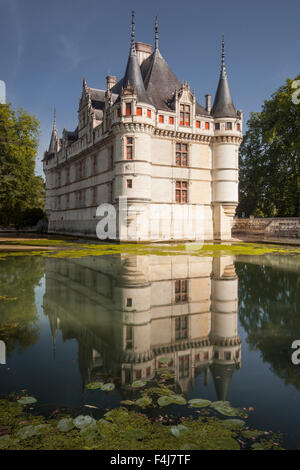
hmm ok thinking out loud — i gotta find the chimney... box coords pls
[106,75,117,90]
[135,42,153,66]
[205,94,211,113]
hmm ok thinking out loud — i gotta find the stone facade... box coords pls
[43,16,242,242]
[233,217,300,239]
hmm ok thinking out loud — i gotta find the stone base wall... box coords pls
[232,217,300,239]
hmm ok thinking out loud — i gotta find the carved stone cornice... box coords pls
[212,135,243,145]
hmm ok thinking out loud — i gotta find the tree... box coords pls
[238,75,300,217]
[0,103,45,225]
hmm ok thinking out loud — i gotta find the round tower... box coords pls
[211,37,242,240]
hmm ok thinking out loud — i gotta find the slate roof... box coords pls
[211,39,237,118]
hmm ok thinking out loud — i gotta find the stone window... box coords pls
[117,108,121,117]
[136,370,142,379]
[146,367,151,377]
[175,181,188,203]
[175,143,188,167]
[175,315,188,340]
[127,179,132,189]
[225,351,231,360]
[175,279,188,302]
[226,122,232,130]
[147,109,151,118]
[204,351,209,360]
[215,123,220,130]
[180,104,190,126]
[136,107,142,116]
[169,116,174,124]
[196,120,200,128]
[126,103,132,116]
[126,137,133,160]
[159,115,164,123]
[126,298,132,307]
[237,123,241,131]
[179,355,189,378]
[195,353,200,361]
[205,122,210,130]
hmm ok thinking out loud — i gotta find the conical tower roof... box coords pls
[120,12,150,104]
[48,107,58,153]
[211,36,237,118]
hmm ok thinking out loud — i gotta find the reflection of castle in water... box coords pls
[43,254,241,400]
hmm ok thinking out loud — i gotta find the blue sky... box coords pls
[0,0,299,177]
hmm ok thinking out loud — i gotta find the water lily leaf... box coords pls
[0,435,10,449]
[79,423,98,441]
[131,380,147,388]
[73,415,96,430]
[17,396,37,405]
[171,395,187,405]
[124,429,148,441]
[100,383,115,392]
[223,419,245,430]
[188,398,211,408]
[57,418,75,433]
[120,400,135,406]
[211,401,239,416]
[16,424,48,441]
[85,382,104,390]
[135,396,152,408]
[157,396,174,407]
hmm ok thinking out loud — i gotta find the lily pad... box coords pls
[188,398,211,408]
[73,415,96,430]
[0,435,11,449]
[120,400,135,406]
[79,423,98,441]
[180,443,199,450]
[85,382,104,390]
[16,424,48,441]
[157,396,174,407]
[17,396,37,405]
[242,430,265,439]
[251,442,264,450]
[57,418,75,433]
[131,380,147,388]
[211,401,239,417]
[135,396,152,408]
[170,424,189,438]
[101,383,115,392]
[223,419,245,430]
[171,395,187,405]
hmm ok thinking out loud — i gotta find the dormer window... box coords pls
[215,123,220,130]
[180,104,190,126]
[126,103,132,116]
[226,122,232,130]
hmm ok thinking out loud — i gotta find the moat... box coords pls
[0,240,300,449]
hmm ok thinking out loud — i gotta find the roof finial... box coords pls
[221,34,226,76]
[155,16,159,50]
[131,11,136,54]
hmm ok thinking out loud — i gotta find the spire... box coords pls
[155,16,159,51]
[121,11,150,104]
[48,107,58,153]
[130,11,136,55]
[211,35,237,118]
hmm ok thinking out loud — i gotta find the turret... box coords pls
[211,36,242,240]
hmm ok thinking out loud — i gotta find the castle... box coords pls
[43,13,242,241]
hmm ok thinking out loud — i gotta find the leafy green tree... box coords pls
[0,103,45,225]
[238,75,300,217]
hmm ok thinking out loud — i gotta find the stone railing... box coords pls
[232,217,300,239]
